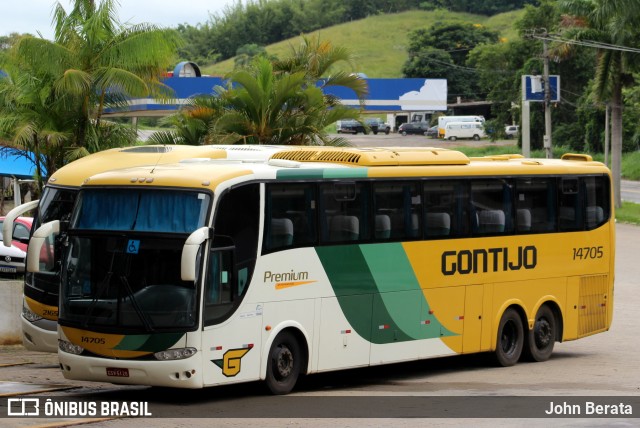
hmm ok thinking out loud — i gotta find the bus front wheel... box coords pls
[495,308,524,367]
[524,305,556,362]
[265,331,302,394]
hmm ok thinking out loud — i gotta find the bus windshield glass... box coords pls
[71,188,210,233]
[59,189,211,333]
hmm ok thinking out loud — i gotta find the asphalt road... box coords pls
[1,222,638,427]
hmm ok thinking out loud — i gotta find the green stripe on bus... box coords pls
[276,168,368,180]
[316,245,413,344]
[361,244,425,340]
[114,333,183,352]
[276,169,326,180]
[317,244,456,343]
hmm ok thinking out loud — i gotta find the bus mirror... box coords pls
[181,227,212,282]
[26,220,60,273]
[3,200,39,247]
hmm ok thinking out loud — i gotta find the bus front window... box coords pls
[61,236,197,331]
[59,189,211,333]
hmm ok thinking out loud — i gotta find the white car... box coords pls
[0,233,26,274]
[505,125,519,139]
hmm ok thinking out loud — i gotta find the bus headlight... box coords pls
[22,305,43,322]
[58,339,84,355]
[154,347,197,361]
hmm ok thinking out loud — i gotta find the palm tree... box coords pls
[558,0,640,208]
[274,34,368,106]
[0,64,69,190]
[210,57,360,145]
[7,0,182,173]
[147,95,224,146]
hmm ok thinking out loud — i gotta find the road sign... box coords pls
[522,75,560,102]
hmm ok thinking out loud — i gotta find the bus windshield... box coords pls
[72,189,210,233]
[59,189,211,333]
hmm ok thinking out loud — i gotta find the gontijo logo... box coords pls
[263,270,317,290]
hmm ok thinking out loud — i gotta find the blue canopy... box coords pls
[0,151,42,179]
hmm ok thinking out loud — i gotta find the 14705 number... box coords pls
[572,246,604,260]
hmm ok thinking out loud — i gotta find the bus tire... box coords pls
[449,136,457,141]
[473,134,480,141]
[524,305,556,362]
[265,331,302,395]
[495,308,524,367]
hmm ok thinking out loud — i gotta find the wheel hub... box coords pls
[276,346,293,377]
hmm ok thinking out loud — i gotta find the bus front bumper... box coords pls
[58,350,204,389]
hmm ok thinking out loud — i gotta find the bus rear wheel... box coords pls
[524,305,556,362]
[495,308,524,367]
[265,331,302,395]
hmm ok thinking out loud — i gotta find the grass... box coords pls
[616,202,640,225]
[201,9,525,78]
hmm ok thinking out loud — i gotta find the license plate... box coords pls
[106,367,129,377]
[0,266,16,273]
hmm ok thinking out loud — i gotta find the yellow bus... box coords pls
[6,144,284,352]
[28,147,614,393]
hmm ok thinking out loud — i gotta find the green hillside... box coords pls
[201,9,524,78]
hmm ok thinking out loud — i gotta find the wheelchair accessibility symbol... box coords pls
[127,240,140,254]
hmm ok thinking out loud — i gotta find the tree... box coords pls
[403,22,499,101]
[558,0,640,208]
[0,67,68,191]
[5,0,182,177]
[209,57,361,145]
[147,95,224,146]
[273,35,369,104]
[152,36,367,147]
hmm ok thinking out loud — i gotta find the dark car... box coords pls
[426,125,438,138]
[336,119,361,134]
[398,122,431,136]
[364,118,391,135]
[337,118,390,135]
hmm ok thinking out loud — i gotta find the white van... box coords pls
[444,121,485,141]
[437,115,484,138]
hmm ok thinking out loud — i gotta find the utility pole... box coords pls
[542,35,552,159]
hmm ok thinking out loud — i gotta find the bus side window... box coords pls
[320,182,370,244]
[516,178,556,233]
[205,184,259,325]
[584,176,610,230]
[373,182,421,240]
[424,180,468,238]
[559,178,583,231]
[264,184,317,252]
[203,249,233,325]
[471,179,514,235]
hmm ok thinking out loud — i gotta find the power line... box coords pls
[526,30,640,54]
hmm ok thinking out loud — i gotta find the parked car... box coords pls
[505,125,519,139]
[0,216,33,275]
[364,118,391,135]
[444,122,485,141]
[426,125,438,138]
[336,119,361,134]
[398,122,431,136]
[336,118,390,135]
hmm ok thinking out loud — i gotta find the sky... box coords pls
[0,0,239,40]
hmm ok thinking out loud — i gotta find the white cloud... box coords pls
[399,79,448,111]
